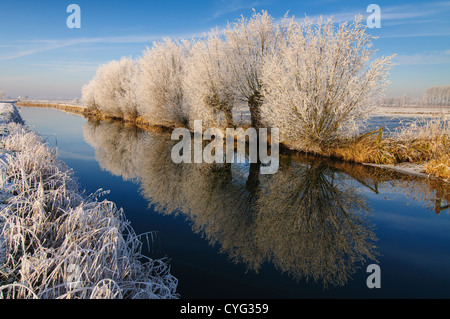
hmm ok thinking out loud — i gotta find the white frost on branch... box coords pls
[80,10,395,150]
[261,15,394,151]
[81,57,139,120]
[137,38,191,127]
[184,28,238,129]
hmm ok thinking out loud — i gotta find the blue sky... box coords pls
[0,0,449,99]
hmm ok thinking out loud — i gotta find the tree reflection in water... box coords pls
[254,159,377,287]
[83,119,449,288]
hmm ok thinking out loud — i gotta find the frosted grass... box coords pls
[0,109,178,299]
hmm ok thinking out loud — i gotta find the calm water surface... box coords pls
[18,106,450,299]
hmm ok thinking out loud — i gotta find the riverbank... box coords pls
[0,102,178,299]
[16,101,88,116]
[16,101,449,182]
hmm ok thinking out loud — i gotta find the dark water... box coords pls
[17,107,450,299]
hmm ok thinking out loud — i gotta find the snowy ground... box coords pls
[0,103,24,125]
[371,106,449,117]
[363,162,429,179]
[231,105,449,126]
[0,103,19,273]
[0,102,21,205]
[18,99,84,107]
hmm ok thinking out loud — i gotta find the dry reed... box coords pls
[323,116,449,180]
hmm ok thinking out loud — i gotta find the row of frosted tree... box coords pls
[381,86,450,107]
[424,86,450,106]
[82,10,393,151]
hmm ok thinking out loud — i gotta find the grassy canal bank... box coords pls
[0,102,178,299]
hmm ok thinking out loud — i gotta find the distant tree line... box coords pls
[424,86,450,106]
[382,85,450,107]
[82,10,393,152]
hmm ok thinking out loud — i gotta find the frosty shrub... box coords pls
[86,60,123,117]
[116,58,141,121]
[81,10,394,148]
[184,29,237,129]
[223,10,285,129]
[137,38,191,128]
[261,15,394,152]
[81,57,140,120]
[81,79,97,110]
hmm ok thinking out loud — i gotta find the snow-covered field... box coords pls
[15,99,449,121]
[372,106,449,117]
[18,99,83,107]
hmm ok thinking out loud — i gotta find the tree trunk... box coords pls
[246,162,260,193]
[248,92,263,129]
[224,108,234,128]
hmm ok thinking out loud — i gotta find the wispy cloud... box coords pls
[1,2,449,62]
[394,50,450,65]
[379,1,450,25]
[0,33,203,61]
[298,1,450,26]
[31,61,99,74]
[382,31,450,38]
[211,0,271,19]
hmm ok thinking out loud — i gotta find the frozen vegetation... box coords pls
[0,103,178,299]
[381,85,450,107]
[81,10,394,150]
[79,10,449,180]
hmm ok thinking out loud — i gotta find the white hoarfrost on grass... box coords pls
[0,103,178,299]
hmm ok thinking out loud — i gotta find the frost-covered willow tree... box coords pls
[81,79,97,110]
[223,10,288,128]
[116,58,140,121]
[424,86,450,106]
[81,57,140,120]
[82,60,122,116]
[184,29,237,128]
[137,38,191,127]
[261,15,394,151]
[81,10,394,139]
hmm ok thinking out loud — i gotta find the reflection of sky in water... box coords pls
[17,107,96,162]
[17,106,450,299]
